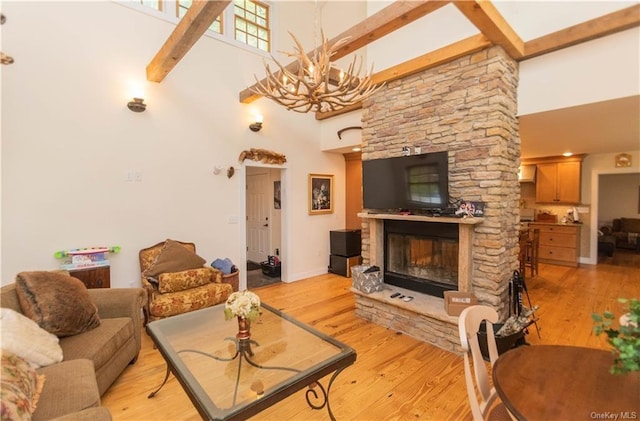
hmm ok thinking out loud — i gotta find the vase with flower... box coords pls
[224,290,261,341]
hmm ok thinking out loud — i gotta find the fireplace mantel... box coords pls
[358,212,483,292]
[358,212,484,225]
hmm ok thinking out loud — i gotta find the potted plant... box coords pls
[592,298,640,374]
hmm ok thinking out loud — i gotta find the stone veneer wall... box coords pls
[358,46,520,349]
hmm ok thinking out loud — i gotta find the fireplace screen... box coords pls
[386,233,459,287]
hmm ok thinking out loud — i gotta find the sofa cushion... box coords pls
[58,318,134,375]
[157,268,214,293]
[620,218,640,234]
[0,308,63,368]
[149,281,233,318]
[143,239,206,278]
[32,359,100,421]
[1,349,46,421]
[15,271,101,337]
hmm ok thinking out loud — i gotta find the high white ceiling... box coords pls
[519,95,640,159]
[327,1,640,158]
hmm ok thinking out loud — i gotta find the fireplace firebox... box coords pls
[384,220,459,297]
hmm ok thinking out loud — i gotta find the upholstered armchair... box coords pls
[139,239,236,325]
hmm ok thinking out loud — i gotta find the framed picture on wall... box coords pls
[308,174,333,215]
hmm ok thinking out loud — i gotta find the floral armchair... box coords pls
[139,239,235,325]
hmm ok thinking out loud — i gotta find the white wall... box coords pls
[1,1,356,287]
[518,27,640,116]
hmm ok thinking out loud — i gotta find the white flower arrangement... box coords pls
[224,290,261,321]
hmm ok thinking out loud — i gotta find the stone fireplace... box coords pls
[354,46,520,354]
[384,219,459,297]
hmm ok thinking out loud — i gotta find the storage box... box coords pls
[330,229,361,257]
[260,262,281,278]
[443,291,478,316]
[328,255,362,277]
[536,213,557,223]
[351,265,384,294]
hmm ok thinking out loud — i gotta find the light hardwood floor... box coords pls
[101,252,640,421]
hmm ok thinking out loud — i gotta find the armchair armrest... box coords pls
[88,288,145,353]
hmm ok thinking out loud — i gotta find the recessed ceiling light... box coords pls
[563,152,573,157]
[352,147,361,152]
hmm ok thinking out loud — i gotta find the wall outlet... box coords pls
[402,146,410,156]
[415,146,422,155]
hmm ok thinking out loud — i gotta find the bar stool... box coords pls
[524,228,540,277]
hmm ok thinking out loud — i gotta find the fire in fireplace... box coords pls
[384,220,459,297]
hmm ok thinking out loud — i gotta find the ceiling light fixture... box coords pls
[251,30,383,113]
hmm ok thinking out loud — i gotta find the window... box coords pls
[177,0,222,34]
[130,0,270,52]
[233,0,270,52]
[139,0,162,12]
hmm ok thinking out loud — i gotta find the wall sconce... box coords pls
[127,97,146,112]
[249,114,263,132]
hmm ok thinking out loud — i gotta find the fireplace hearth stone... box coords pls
[352,285,463,354]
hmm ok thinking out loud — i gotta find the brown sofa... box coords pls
[1,282,145,421]
[606,218,640,251]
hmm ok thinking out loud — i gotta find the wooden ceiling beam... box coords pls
[315,34,492,120]
[239,0,450,104]
[453,0,524,59]
[146,0,230,83]
[522,4,640,60]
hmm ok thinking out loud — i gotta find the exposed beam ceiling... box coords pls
[238,0,449,104]
[144,0,640,124]
[523,4,640,59]
[315,3,640,120]
[146,0,230,83]
[453,0,524,59]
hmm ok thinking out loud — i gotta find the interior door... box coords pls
[246,172,270,264]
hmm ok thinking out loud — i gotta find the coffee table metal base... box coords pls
[148,336,344,421]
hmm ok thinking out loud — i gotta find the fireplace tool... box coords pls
[504,269,541,339]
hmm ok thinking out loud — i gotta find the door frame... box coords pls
[241,162,288,288]
[589,166,639,265]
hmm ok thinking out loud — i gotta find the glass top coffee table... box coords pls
[146,302,356,421]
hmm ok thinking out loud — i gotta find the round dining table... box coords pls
[492,345,640,421]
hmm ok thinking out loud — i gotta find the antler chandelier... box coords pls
[251,30,383,113]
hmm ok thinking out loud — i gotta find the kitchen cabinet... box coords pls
[522,155,584,205]
[529,223,580,267]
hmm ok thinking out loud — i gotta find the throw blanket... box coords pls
[628,232,638,245]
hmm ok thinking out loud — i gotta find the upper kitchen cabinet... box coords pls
[522,155,585,204]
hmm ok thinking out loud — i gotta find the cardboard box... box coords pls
[444,291,478,316]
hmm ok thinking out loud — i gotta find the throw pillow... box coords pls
[15,271,101,337]
[144,239,206,278]
[0,308,63,368]
[1,349,46,421]
[157,268,213,293]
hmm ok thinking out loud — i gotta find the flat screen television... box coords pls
[362,151,449,211]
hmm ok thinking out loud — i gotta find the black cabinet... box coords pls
[328,229,362,277]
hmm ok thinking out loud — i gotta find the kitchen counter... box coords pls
[529,223,581,267]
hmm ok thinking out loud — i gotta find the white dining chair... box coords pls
[458,305,514,421]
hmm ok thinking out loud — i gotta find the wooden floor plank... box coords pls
[101,252,640,420]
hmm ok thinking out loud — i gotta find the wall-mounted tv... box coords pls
[362,151,449,211]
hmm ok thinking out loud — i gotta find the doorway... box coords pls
[590,169,640,265]
[245,166,282,288]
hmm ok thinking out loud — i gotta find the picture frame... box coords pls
[308,174,333,215]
